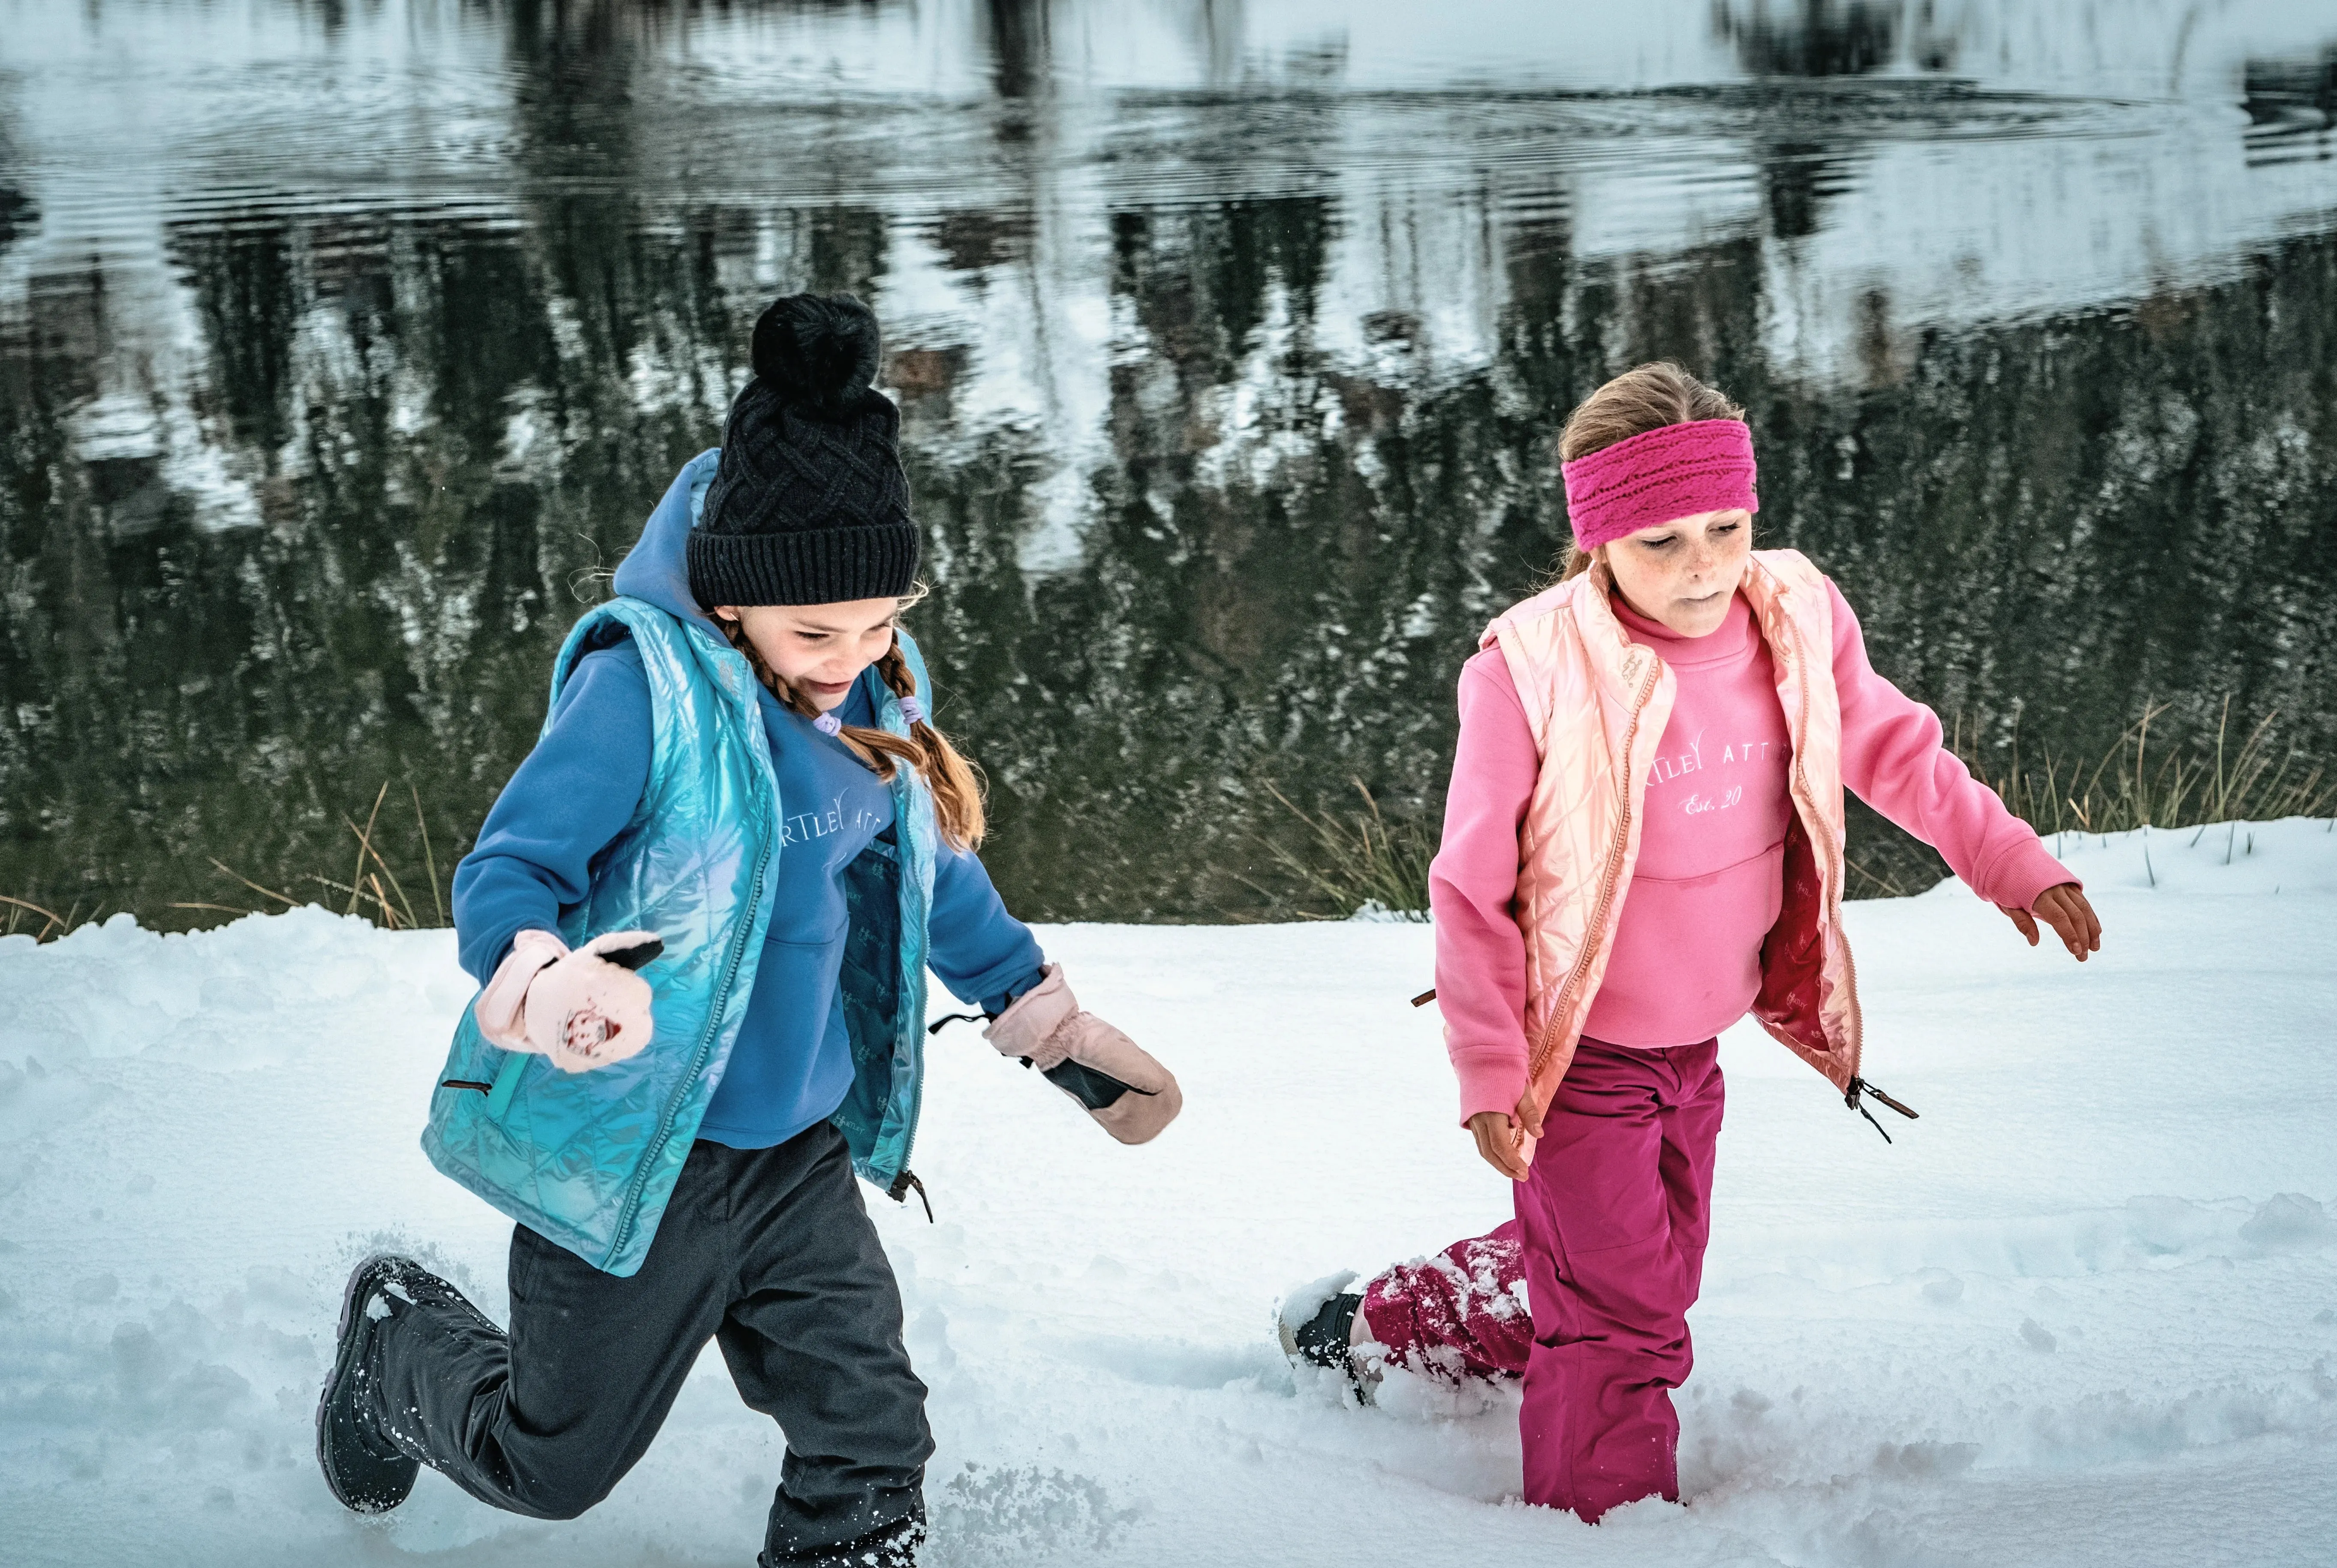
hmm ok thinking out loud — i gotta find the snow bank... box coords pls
[1,819,2332,1566]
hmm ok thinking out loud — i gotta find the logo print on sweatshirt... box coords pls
[1646,728,1790,815]
[779,792,886,848]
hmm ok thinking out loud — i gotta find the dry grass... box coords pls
[205,781,451,932]
[0,893,103,942]
[6,781,451,945]
[1953,699,2334,839]
[13,708,2330,940]
[1248,779,1436,920]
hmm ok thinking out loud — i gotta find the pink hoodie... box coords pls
[1431,578,2072,1123]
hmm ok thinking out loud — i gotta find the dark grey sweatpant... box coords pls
[367,1122,931,1560]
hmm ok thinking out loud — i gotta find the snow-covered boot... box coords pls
[762,1514,925,1567]
[315,1253,425,1513]
[1275,1271,1378,1402]
[1287,1292,1363,1368]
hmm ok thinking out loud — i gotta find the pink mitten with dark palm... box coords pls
[474,929,661,1073]
[984,964,1182,1144]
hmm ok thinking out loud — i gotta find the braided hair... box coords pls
[717,615,988,851]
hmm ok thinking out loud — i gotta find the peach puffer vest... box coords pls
[1487,548,1891,1130]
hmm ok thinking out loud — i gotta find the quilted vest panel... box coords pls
[420,602,939,1276]
[1484,548,1861,1123]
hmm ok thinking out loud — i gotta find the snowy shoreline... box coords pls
[3,819,2333,1566]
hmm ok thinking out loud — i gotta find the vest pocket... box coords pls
[439,1040,532,1116]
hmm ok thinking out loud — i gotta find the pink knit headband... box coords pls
[1560,418,1759,552]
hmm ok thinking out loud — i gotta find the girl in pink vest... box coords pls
[1277,362,2103,1523]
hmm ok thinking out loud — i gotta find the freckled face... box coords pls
[1602,509,1753,637]
[713,599,901,711]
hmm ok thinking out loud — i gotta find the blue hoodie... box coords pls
[452,454,1045,1149]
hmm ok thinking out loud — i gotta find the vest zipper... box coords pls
[1783,612,1866,1088]
[879,742,932,1215]
[605,705,779,1267]
[1527,650,1662,1086]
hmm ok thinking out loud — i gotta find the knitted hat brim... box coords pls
[687,524,920,608]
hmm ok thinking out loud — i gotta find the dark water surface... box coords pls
[4,1,2335,927]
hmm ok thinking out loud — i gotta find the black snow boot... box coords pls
[762,1514,925,1568]
[1288,1291,1362,1370]
[315,1253,425,1513]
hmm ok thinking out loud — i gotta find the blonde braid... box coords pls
[861,642,988,850]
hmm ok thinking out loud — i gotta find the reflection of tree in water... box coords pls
[173,222,301,464]
[0,185,33,254]
[919,194,1543,917]
[5,150,2336,922]
[1759,140,1861,241]
[1776,250,2337,883]
[1717,0,1902,79]
[908,212,2337,915]
[2243,46,2337,163]
[0,77,33,257]
[981,0,1051,102]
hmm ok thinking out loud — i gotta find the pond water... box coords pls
[3,0,2334,927]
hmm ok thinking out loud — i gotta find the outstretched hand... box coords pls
[2002,882,2102,962]
[1467,1108,1539,1183]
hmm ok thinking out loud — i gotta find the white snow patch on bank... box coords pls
[1,819,2332,1565]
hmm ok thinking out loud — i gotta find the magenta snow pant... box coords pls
[1366,1038,1723,1523]
[1358,1222,1536,1383]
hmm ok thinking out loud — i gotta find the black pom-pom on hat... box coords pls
[690,291,918,609]
[751,293,883,418]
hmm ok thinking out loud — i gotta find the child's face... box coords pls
[1602,509,1753,637]
[714,598,903,711]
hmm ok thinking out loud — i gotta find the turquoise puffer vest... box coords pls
[421,602,939,1277]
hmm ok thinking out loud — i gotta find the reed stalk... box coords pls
[347,783,388,918]
[413,785,447,927]
[1247,779,1436,920]
[1,893,70,941]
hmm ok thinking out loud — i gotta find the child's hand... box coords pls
[527,933,659,1071]
[982,964,1183,1143]
[476,929,659,1072]
[1468,1111,1537,1182]
[2001,882,2102,962]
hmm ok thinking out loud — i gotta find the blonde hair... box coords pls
[717,605,988,851]
[1554,362,1747,581]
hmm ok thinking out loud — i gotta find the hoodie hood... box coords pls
[613,448,725,631]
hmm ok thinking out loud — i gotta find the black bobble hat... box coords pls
[689,292,919,608]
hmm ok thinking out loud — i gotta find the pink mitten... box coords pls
[473,930,659,1074]
[984,964,1182,1144]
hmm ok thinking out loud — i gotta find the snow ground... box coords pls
[1,819,2333,1566]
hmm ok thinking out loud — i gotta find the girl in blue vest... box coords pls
[313,295,1180,1568]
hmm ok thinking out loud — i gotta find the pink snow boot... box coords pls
[474,928,661,1072]
[983,964,1182,1143]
